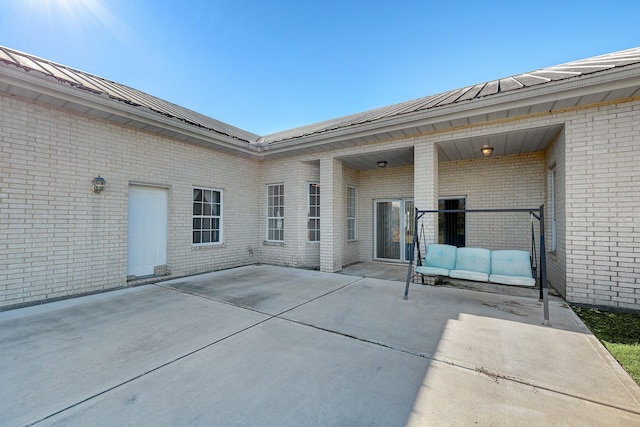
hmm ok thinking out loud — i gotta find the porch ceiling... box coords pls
[338,124,563,171]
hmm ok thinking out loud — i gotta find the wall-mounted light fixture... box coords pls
[481,144,494,157]
[377,161,388,168]
[92,176,107,193]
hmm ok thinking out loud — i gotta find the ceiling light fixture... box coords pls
[481,144,494,157]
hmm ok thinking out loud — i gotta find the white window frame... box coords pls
[307,183,320,242]
[550,165,557,252]
[347,185,357,241]
[192,187,223,246]
[266,184,285,242]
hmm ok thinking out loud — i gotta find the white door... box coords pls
[128,186,168,277]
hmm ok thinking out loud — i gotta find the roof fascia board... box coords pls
[261,64,640,155]
[0,65,260,155]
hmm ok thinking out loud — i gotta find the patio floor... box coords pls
[1,264,639,426]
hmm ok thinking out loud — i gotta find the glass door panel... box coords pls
[375,200,414,262]
[375,201,401,260]
[404,200,415,261]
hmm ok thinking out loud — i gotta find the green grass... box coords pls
[572,306,640,384]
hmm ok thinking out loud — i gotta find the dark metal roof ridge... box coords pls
[262,47,640,144]
[2,45,640,150]
[0,46,260,145]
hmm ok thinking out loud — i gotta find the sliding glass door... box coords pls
[374,200,414,261]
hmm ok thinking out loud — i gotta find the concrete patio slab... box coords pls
[161,264,358,314]
[285,277,640,413]
[0,285,269,426]
[407,358,640,426]
[1,264,639,426]
[38,318,430,426]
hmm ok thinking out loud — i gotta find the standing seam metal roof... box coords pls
[262,47,640,143]
[1,46,640,146]
[0,46,260,144]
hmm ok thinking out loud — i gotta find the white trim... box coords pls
[346,185,357,242]
[373,199,414,262]
[549,166,558,252]
[266,183,285,242]
[307,182,320,242]
[192,187,224,246]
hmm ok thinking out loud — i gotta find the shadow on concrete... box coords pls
[1,265,639,426]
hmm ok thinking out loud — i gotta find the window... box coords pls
[550,166,557,252]
[308,183,320,242]
[193,188,222,245]
[347,186,357,241]
[267,184,284,241]
[438,197,466,247]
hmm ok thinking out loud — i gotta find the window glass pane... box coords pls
[193,188,223,245]
[267,185,284,241]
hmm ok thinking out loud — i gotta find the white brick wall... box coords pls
[0,94,259,308]
[2,87,640,311]
[563,101,640,309]
[358,165,415,262]
[342,166,360,266]
[437,152,545,252]
[545,130,566,297]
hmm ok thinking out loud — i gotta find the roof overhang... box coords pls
[0,64,261,156]
[260,64,640,162]
[2,50,640,165]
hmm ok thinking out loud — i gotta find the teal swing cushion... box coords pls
[416,244,457,276]
[490,250,536,287]
[449,247,491,282]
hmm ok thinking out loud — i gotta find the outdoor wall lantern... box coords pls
[91,176,107,193]
[377,161,388,168]
[481,144,494,157]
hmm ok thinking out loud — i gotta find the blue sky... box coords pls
[1,0,639,135]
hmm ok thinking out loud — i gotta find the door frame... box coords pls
[127,185,169,278]
[373,199,414,262]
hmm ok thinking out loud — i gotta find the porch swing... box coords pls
[403,205,550,324]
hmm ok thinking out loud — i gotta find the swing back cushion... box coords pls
[449,247,491,282]
[490,250,536,286]
[417,244,457,276]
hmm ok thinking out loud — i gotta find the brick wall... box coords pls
[359,165,415,262]
[3,89,639,310]
[545,129,566,297]
[564,101,640,309]
[0,94,259,308]
[437,152,545,253]
[342,165,360,266]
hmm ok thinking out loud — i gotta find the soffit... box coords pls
[1,45,639,162]
[262,47,640,146]
[336,124,563,171]
[0,46,260,146]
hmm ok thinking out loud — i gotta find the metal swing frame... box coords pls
[403,205,550,325]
